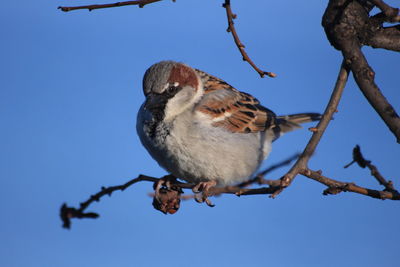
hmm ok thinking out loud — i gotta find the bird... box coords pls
[136,60,320,207]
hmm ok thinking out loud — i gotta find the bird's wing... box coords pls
[194,69,278,133]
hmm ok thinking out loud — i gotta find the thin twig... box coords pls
[60,174,160,228]
[344,145,399,193]
[222,0,276,78]
[237,153,299,188]
[58,0,165,12]
[301,168,400,200]
[270,60,350,198]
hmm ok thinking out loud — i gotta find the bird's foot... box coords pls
[152,175,183,214]
[192,181,217,207]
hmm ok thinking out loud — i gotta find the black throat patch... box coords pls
[145,84,182,140]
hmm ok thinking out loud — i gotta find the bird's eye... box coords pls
[167,86,179,94]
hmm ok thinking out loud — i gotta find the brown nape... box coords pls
[168,64,199,89]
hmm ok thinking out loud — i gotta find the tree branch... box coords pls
[370,0,400,22]
[269,60,349,197]
[322,0,400,143]
[61,143,400,229]
[344,46,400,143]
[58,0,165,12]
[60,174,160,228]
[344,145,399,194]
[365,24,400,51]
[237,153,299,188]
[222,0,276,78]
[301,168,400,200]
[59,155,297,228]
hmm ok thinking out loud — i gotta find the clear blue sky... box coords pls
[1,1,399,266]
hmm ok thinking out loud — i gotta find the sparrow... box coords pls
[136,61,320,203]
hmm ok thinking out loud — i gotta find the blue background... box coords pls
[1,1,399,266]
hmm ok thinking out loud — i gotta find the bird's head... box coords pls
[142,61,203,121]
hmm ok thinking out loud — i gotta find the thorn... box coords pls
[232,14,237,19]
[309,127,318,132]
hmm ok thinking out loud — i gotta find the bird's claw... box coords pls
[192,181,217,207]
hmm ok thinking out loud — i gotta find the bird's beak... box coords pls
[144,94,166,111]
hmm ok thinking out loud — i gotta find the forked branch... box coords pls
[269,60,349,197]
[60,144,400,229]
[302,144,399,200]
[322,0,400,143]
[301,168,400,200]
[344,145,399,194]
[370,0,400,22]
[60,156,296,229]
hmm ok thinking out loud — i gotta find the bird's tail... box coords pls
[276,113,321,133]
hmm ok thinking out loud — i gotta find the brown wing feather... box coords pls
[194,69,277,133]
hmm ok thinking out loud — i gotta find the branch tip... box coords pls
[58,0,164,12]
[223,0,275,78]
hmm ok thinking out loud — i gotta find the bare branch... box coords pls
[60,174,160,228]
[270,61,349,197]
[345,44,400,143]
[222,0,276,78]
[60,174,281,228]
[322,0,400,143]
[301,168,400,200]
[344,145,399,194]
[237,153,299,188]
[370,0,400,22]
[58,0,165,12]
[59,155,300,228]
[365,24,400,51]
[60,145,400,229]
